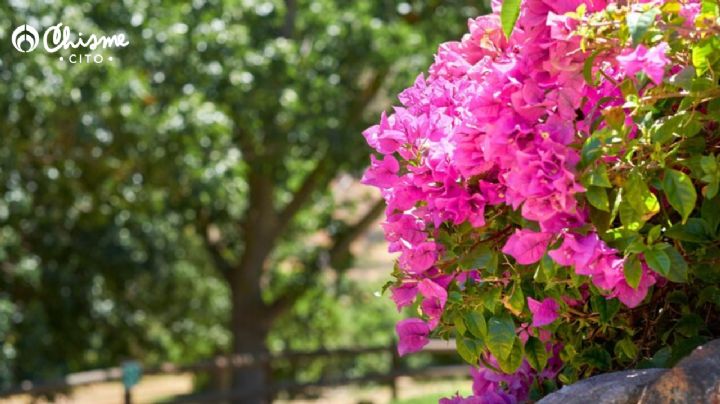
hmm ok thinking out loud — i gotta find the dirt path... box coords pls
[0,374,194,404]
[1,375,470,404]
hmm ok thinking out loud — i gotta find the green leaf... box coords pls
[482,287,502,313]
[579,345,612,371]
[701,196,720,235]
[626,9,659,45]
[591,296,621,324]
[486,252,500,274]
[619,200,642,230]
[663,169,697,223]
[500,0,522,39]
[589,204,612,234]
[700,155,719,199]
[651,112,702,144]
[667,290,689,306]
[645,248,671,277]
[647,224,662,244]
[628,173,660,215]
[448,291,463,304]
[586,164,612,188]
[624,254,643,289]
[626,237,647,254]
[665,218,711,243]
[702,0,720,15]
[692,37,720,75]
[676,313,705,337]
[638,347,671,368]
[668,65,697,90]
[700,155,718,173]
[465,311,487,339]
[583,49,603,86]
[586,186,610,211]
[540,254,557,280]
[615,338,638,361]
[487,315,517,360]
[456,336,480,365]
[497,338,524,373]
[695,262,720,284]
[698,286,720,308]
[705,181,719,200]
[580,136,602,168]
[621,172,659,229]
[461,245,494,270]
[504,285,525,316]
[453,313,467,336]
[664,247,689,283]
[525,337,549,372]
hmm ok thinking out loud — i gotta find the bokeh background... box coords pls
[0,1,488,402]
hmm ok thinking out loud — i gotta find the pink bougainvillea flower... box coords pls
[548,232,602,269]
[562,295,583,307]
[616,43,670,85]
[679,1,700,27]
[610,264,657,308]
[455,269,482,286]
[447,345,565,403]
[644,43,671,84]
[440,392,516,404]
[540,343,565,380]
[361,154,399,188]
[501,230,554,265]
[390,282,418,311]
[527,297,560,327]
[396,318,430,356]
[471,355,533,401]
[418,278,448,328]
[518,322,553,344]
[398,241,438,274]
[362,112,407,154]
[381,213,427,253]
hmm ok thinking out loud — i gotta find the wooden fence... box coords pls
[0,339,467,403]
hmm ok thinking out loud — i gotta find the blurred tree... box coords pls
[0,0,486,401]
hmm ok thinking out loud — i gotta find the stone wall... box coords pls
[538,339,720,404]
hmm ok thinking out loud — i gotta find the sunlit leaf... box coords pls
[663,169,697,223]
[501,0,522,39]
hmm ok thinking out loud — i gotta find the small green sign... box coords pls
[122,361,142,389]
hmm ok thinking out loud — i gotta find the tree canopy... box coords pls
[0,0,486,394]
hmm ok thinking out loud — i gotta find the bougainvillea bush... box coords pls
[362,0,720,401]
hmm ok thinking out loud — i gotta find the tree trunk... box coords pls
[230,291,272,404]
[228,171,277,403]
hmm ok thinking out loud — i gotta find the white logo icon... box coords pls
[10,22,129,64]
[11,24,40,53]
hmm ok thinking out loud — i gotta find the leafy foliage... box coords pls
[0,0,486,390]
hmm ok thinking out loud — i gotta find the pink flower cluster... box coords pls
[363,0,690,400]
[441,344,563,404]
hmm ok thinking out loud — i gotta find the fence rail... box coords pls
[0,339,462,402]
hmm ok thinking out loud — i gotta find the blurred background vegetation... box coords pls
[0,0,487,400]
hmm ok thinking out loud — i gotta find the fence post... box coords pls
[121,360,142,404]
[390,341,400,400]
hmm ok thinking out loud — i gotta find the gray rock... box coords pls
[639,339,720,404]
[537,369,666,404]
